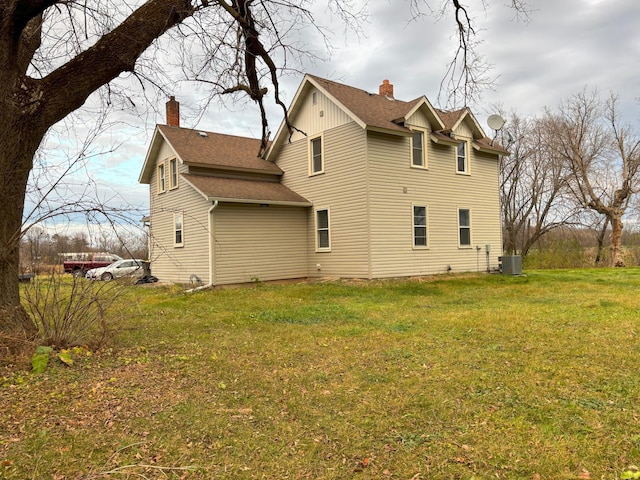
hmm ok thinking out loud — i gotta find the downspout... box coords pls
[186,200,219,292]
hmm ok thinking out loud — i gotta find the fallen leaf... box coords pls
[32,346,52,374]
[578,468,591,479]
[57,349,73,367]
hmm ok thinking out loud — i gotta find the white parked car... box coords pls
[86,259,145,281]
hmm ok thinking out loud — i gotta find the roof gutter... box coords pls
[206,196,311,207]
[365,126,413,137]
[429,132,459,146]
[472,141,511,156]
[186,200,219,292]
[184,161,283,176]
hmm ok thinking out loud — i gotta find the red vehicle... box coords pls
[62,252,122,277]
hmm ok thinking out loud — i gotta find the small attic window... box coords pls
[198,131,208,138]
[312,91,317,105]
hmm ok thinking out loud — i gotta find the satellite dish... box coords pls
[487,114,506,131]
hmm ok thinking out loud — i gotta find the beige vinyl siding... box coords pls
[468,149,503,261]
[405,113,432,130]
[368,113,502,277]
[278,121,370,278]
[149,141,211,284]
[187,166,280,182]
[212,204,308,284]
[287,88,354,143]
[455,122,474,138]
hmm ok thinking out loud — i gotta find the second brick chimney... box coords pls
[379,79,394,98]
[166,96,180,127]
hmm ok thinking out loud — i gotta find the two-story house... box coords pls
[138,74,508,286]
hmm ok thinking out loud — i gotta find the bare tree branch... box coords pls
[550,90,640,266]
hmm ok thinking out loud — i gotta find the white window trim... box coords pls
[456,138,471,175]
[157,163,166,193]
[309,134,324,176]
[315,207,331,252]
[458,207,472,248]
[410,128,428,169]
[169,157,179,190]
[174,212,184,248]
[412,204,429,249]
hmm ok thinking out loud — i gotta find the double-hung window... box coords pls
[413,205,428,248]
[169,158,178,189]
[310,136,323,175]
[458,208,471,247]
[411,130,426,168]
[174,212,184,247]
[457,140,469,174]
[157,164,166,193]
[315,208,331,251]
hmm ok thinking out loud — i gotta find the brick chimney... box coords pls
[379,79,394,98]
[166,96,180,127]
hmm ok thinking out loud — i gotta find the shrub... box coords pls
[21,273,124,349]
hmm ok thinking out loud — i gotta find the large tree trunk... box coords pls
[610,215,624,267]
[0,0,198,340]
[0,111,42,337]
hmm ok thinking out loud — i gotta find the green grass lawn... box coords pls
[2,269,640,479]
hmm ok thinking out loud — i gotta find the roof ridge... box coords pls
[158,124,263,142]
[307,73,413,104]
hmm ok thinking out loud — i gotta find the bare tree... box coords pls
[550,91,640,267]
[499,113,578,256]
[0,0,530,337]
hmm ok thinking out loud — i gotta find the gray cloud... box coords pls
[37,0,640,229]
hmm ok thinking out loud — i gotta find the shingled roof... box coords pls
[157,125,281,174]
[181,174,310,206]
[305,75,421,134]
[436,108,467,131]
[267,74,509,160]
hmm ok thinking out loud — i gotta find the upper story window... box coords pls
[174,212,184,247]
[413,205,428,248]
[312,91,318,105]
[457,140,469,174]
[157,163,166,193]
[315,208,331,251]
[411,131,426,168]
[169,158,178,189]
[458,208,471,247]
[310,136,324,175]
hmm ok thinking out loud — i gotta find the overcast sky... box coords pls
[37,0,640,237]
